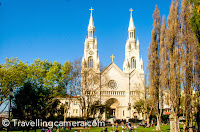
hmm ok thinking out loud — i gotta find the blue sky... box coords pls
[0,0,172,72]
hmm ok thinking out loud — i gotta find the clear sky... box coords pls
[0,0,172,72]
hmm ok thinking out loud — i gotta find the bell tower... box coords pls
[81,7,100,73]
[123,8,143,73]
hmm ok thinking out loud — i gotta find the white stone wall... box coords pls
[58,97,82,118]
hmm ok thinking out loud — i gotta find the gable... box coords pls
[101,62,126,91]
[101,62,125,77]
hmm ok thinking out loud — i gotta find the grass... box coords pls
[1,124,184,132]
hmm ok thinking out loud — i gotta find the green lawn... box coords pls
[1,124,184,132]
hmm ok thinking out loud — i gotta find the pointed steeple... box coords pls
[82,7,100,73]
[88,7,95,38]
[128,8,135,31]
[123,8,143,73]
[88,12,94,29]
[128,8,135,39]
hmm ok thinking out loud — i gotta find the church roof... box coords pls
[101,62,125,77]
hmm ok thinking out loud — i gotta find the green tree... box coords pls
[191,0,200,46]
[134,99,145,115]
[0,57,27,107]
[12,82,38,121]
[190,0,200,130]
[12,82,61,125]
[27,59,72,98]
[0,58,73,121]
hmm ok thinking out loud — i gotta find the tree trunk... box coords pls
[147,115,150,126]
[196,110,200,131]
[174,114,179,132]
[82,108,84,118]
[156,116,161,131]
[196,48,200,131]
[170,113,180,132]
[189,113,193,132]
[144,112,147,123]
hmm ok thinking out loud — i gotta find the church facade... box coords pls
[81,8,145,120]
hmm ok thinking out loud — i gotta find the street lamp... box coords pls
[7,88,14,132]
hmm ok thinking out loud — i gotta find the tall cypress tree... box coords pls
[181,0,198,131]
[190,0,200,130]
[166,1,181,131]
[148,5,162,131]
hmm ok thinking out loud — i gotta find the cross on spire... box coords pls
[129,8,133,16]
[89,7,94,16]
[110,54,115,62]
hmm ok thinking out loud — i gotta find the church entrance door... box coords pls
[108,109,115,118]
[105,98,120,119]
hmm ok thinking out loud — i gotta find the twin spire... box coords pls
[87,7,135,34]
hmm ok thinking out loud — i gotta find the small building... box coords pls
[56,96,82,118]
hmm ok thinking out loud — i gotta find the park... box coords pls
[0,0,200,132]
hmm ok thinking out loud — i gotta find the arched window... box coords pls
[89,31,93,37]
[130,32,133,38]
[131,57,136,69]
[88,56,93,68]
[129,32,134,38]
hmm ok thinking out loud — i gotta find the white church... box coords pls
[80,7,145,120]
